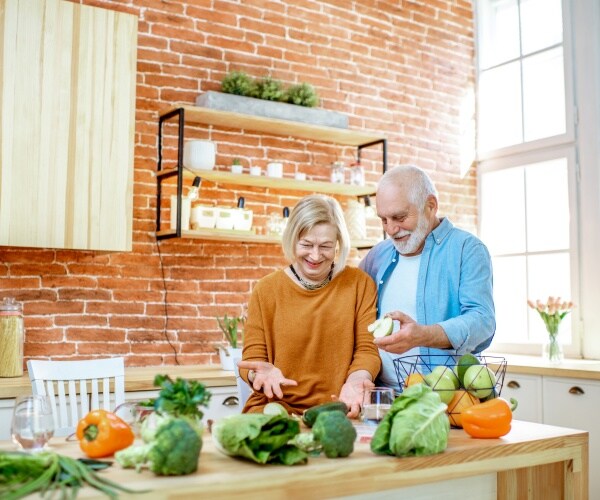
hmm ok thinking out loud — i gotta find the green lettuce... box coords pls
[370,383,450,457]
[212,413,307,465]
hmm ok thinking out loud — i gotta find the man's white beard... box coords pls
[391,213,430,255]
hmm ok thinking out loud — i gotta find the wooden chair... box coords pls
[27,357,125,437]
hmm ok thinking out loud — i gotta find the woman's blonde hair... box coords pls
[281,195,350,269]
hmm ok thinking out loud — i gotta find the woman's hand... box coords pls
[336,370,374,418]
[237,360,298,399]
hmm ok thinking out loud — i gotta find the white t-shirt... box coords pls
[377,253,421,392]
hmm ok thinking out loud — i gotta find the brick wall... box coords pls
[0,0,476,367]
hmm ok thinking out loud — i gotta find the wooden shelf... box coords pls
[157,227,380,249]
[159,105,385,147]
[157,168,377,197]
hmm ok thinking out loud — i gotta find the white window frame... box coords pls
[475,0,600,359]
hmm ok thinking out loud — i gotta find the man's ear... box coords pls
[425,194,438,214]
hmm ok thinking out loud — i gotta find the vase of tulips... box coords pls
[527,297,574,364]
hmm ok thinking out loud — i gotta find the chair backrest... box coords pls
[233,358,251,410]
[27,357,125,437]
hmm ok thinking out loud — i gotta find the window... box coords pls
[475,0,585,356]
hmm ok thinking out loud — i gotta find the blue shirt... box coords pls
[359,218,495,384]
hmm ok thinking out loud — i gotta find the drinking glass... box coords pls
[361,387,395,425]
[11,395,55,451]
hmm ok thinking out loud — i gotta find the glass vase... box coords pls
[542,334,564,364]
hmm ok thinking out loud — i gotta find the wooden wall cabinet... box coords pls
[0,0,137,251]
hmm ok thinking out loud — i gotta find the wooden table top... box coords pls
[0,420,587,499]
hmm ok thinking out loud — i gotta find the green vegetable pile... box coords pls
[116,416,201,476]
[0,451,145,499]
[212,413,307,465]
[115,374,210,476]
[370,383,450,457]
[303,410,357,458]
[139,374,211,421]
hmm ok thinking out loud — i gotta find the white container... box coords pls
[231,164,244,174]
[267,162,283,178]
[294,172,306,181]
[215,208,236,230]
[170,195,191,230]
[190,205,216,229]
[250,166,262,176]
[234,209,253,231]
[183,140,216,171]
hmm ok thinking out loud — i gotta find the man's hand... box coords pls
[237,360,298,399]
[374,311,451,354]
[336,370,374,418]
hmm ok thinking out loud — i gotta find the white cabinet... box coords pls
[500,373,543,423]
[542,376,600,498]
[204,386,241,421]
[0,399,15,441]
[502,373,599,497]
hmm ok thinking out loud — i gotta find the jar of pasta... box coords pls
[0,297,24,377]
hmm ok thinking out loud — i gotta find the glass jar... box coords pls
[0,297,24,377]
[330,161,346,184]
[349,162,365,186]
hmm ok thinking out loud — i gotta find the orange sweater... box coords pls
[241,266,381,415]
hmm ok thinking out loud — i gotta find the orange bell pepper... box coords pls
[76,409,135,458]
[461,398,518,439]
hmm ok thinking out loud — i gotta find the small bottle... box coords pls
[187,176,201,201]
[330,161,345,184]
[0,297,24,377]
[281,207,290,232]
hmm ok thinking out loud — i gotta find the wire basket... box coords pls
[393,354,508,428]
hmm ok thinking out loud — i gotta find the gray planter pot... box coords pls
[195,91,349,129]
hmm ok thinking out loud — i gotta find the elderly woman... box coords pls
[237,194,381,418]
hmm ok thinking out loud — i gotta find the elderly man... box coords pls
[359,165,495,392]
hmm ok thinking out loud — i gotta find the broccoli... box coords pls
[311,410,357,458]
[116,416,201,476]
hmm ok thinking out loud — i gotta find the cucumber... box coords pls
[301,401,349,428]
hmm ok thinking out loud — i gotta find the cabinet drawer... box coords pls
[204,386,240,422]
[501,373,542,423]
[125,386,240,423]
[543,376,600,498]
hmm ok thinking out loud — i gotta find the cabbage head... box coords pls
[370,383,450,457]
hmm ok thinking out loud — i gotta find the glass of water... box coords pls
[11,395,55,451]
[361,387,395,425]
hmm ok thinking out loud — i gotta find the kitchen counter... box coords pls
[0,365,236,399]
[489,353,600,381]
[0,420,587,499]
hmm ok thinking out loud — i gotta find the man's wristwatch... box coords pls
[248,370,256,383]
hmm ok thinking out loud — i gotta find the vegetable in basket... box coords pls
[370,383,449,457]
[462,398,518,439]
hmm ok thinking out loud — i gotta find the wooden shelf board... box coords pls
[157,228,380,248]
[159,105,386,147]
[157,168,377,197]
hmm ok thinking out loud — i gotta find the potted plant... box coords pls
[216,313,244,370]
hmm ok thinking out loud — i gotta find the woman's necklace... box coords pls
[289,263,334,291]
